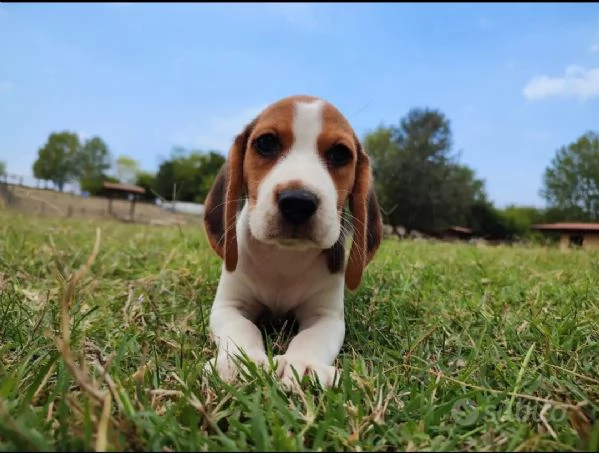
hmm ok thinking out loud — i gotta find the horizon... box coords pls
[1,3,599,208]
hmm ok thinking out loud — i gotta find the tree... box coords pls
[441,163,488,227]
[78,136,112,194]
[115,155,139,185]
[0,160,6,179]
[32,131,81,191]
[135,171,157,202]
[154,159,177,201]
[500,204,546,236]
[540,131,599,220]
[154,149,225,203]
[466,200,519,240]
[195,151,227,201]
[365,108,487,234]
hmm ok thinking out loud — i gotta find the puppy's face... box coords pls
[244,96,357,250]
[204,94,383,291]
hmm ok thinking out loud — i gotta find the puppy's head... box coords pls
[204,95,383,290]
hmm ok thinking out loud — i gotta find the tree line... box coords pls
[19,105,599,239]
[27,131,226,204]
[364,108,599,239]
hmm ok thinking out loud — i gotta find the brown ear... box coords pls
[344,143,383,291]
[203,121,254,272]
[326,213,350,275]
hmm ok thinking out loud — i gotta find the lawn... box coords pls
[0,210,598,452]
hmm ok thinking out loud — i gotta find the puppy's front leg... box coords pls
[275,287,345,390]
[207,299,268,382]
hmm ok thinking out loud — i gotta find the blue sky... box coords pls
[1,3,599,208]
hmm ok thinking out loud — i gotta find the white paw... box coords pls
[204,349,269,383]
[273,354,340,392]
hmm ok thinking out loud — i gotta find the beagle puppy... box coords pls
[203,95,383,390]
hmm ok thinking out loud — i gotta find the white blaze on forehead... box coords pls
[292,100,324,153]
[248,98,341,249]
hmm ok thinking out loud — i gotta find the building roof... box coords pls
[447,226,473,234]
[102,181,146,195]
[531,222,599,233]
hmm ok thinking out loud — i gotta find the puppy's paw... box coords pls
[273,354,339,392]
[204,349,270,383]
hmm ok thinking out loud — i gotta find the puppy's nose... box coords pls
[277,189,319,225]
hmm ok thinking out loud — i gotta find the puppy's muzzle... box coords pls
[277,189,319,225]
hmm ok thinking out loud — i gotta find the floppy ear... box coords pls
[344,142,383,291]
[203,121,254,272]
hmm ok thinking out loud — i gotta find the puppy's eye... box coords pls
[325,144,352,167]
[254,133,280,158]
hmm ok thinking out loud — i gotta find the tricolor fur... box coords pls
[203,95,383,390]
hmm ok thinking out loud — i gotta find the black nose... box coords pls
[277,189,319,225]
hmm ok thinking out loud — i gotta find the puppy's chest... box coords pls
[239,253,329,315]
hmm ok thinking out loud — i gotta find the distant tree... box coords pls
[115,155,140,185]
[443,163,489,226]
[169,151,207,202]
[542,205,587,223]
[154,159,177,201]
[0,160,6,179]
[154,149,225,203]
[135,171,157,202]
[195,151,227,201]
[365,108,487,234]
[500,204,547,236]
[540,131,599,220]
[78,136,113,194]
[32,131,81,191]
[466,200,519,240]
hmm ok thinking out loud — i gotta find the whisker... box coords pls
[216,219,241,248]
[206,197,247,214]
[341,211,368,263]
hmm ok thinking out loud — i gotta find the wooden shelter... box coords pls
[431,226,475,241]
[101,182,146,221]
[531,222,599,250]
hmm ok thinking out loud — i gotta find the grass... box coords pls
[0,210,598,452]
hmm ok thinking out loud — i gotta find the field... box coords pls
[0,184,190,225]
[0,210,598,452]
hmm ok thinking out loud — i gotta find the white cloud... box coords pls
[522,65,599,102]
[591,43,599,53]
[0,81,12,93]
[173,104,267,153]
